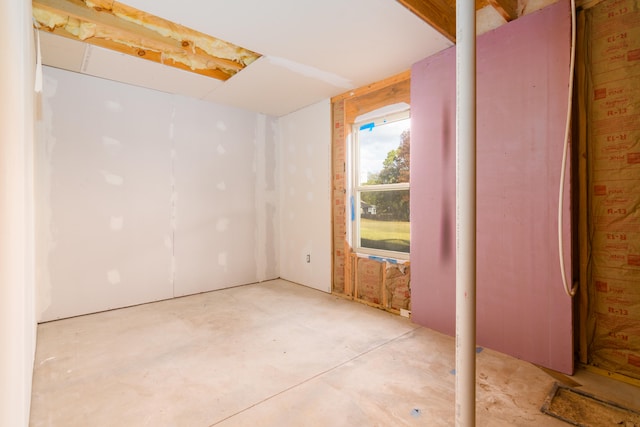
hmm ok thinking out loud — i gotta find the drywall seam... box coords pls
[35,73,58,319]
[169,104,176,295]
[266,118,280,279]
[268,56,352,89]
[254,114,267,282]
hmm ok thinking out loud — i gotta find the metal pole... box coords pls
[455,0,476,425]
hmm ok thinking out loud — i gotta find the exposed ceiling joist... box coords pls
[396,0,518,42]
[483,0,518,21]
[396,0,456,42]
[32,0,261,81]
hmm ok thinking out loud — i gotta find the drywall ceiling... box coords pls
[37,0,451,116]
[35,0,558,116]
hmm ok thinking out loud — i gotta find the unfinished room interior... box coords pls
[2,0,640,425]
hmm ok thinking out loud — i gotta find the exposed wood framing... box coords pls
[32,0,261,81]
[353,257,360,300]
[576,10,589,367]
[344,243,355,297]
[331,99,347,295]
[331,70,411,103]
[482,0,518,21]
[331,71,412,317]
[381,264,389,309]
[396,0,518,42]
[396,0,456,42]
[343,78,410,125]
[575,0,605,9]
[488,0,518,21]
[581,364,640,388]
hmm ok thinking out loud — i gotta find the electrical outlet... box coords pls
[306,254,311,263]
[400,309,411,318]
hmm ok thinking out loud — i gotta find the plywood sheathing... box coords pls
[32,0,261,81]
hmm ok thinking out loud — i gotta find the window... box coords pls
[351,109,410,258]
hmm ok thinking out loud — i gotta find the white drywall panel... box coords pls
[37,66,282,320]
[81,44,222,99]
[278,99,332,292]
[204,56,350,117]
[0,0,36,424]
[38,67,174,321]
[172,98,279,296]
[124,0,452,90]
[39,31,86,73]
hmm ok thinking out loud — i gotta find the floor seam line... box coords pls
[208,326,419,426]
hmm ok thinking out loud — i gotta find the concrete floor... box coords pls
[30,279,638,426]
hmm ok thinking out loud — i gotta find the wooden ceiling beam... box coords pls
[396,0,456,42]
[44,26,232,81]
[32,0,261,81]
[331,70,411,103]
[486,0,518,21]
[396,0,519,42]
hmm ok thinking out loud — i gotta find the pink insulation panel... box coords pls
[410,0,574,374]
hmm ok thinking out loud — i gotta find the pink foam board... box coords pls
[410,0,574,374]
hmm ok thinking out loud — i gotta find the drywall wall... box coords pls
[410,0,574,374]
[172,97,279,295]
[37,66,279,321]
[0,0,36,425]
[37,67,174,320]
[279,100,332,292]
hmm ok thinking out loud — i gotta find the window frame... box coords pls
[350,109,410,260]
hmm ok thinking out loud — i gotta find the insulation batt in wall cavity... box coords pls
[345,255,411,314]
[356,258,384,305]
[385,262,411,311]
[331,100,347,294]
[585,0,640,380]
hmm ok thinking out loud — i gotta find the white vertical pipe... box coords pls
[455,0,476,425]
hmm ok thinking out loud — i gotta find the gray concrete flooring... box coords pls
[30,279,637,426]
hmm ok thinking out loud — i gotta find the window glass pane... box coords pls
[358,117,410,186]
[360,190,410,253]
